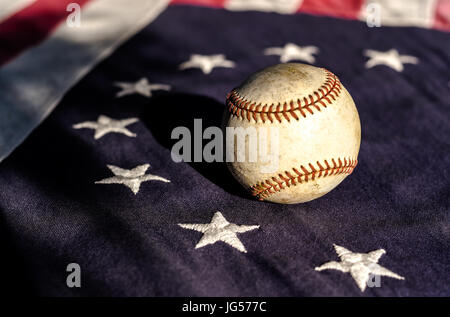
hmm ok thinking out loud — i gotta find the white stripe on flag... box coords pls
[0,0,36,21]
[225,0,303,14]
[0,0,170,162]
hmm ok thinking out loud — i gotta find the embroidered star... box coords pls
[264,43,319,63]
[364,49,419,72]
[178,212,259,253]
[315,244,405,292]
[73,115,138,139]
[95,164,170,195]
[179,54,235,74]
[114,77,170,98]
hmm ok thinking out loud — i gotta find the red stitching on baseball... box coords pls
[250,157,357,201]
[226,69,342,123]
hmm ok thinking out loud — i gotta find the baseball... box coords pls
[224,63,361,204]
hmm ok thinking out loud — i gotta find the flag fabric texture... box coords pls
[0,0,449,296]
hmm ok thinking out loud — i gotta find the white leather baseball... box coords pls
[224,63,361,204]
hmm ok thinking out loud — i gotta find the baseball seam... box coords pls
[250,157,357,201]
[226,69,342,123]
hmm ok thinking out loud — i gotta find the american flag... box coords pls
[0,0,449,297]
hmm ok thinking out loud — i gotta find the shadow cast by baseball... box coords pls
[141,92,250,200]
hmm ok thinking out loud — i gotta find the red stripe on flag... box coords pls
[0,0,91,67]
[434,0,450,31]
[170,0,225,8]
[298,0,364,20]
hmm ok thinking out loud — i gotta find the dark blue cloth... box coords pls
[0,5,449,296]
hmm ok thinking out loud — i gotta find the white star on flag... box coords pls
[114,77,170,98]
[178,212,259,253]
[264,43,319,63]
[315,244,405,292]
[364,49,419,72]
[73,115,139,139]
[95,164,170,195]
[179,54,235,74]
